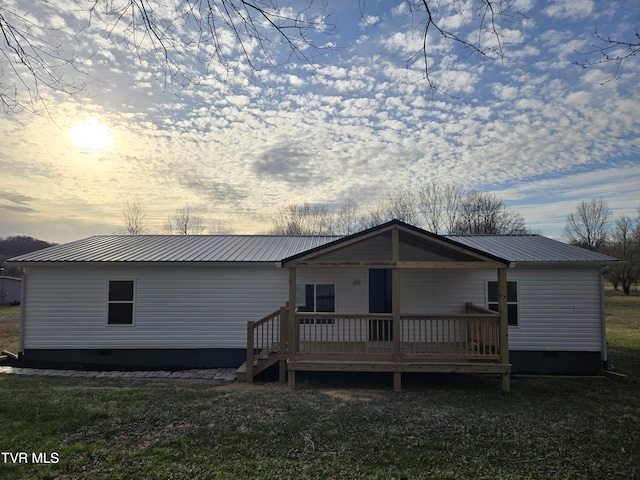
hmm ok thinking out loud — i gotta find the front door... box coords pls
[369,269,393,341]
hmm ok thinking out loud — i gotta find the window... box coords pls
[487,281,518,326]
[108,280,135,325]
[296,284,335,324]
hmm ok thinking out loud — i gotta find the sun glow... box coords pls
[69,118,114,150]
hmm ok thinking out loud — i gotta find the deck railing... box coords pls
[296,313,395,355]
[400,314,499,358]
[293,310,500,360]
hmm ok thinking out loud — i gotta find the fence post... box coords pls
[246,320,254,383]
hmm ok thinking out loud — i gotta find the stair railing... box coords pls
[246,304,288,381]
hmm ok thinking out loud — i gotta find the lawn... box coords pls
[0,291,638,480]
[0,304,20,354]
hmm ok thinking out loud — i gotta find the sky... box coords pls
[0,0,638,243]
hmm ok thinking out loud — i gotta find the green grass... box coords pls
[0,374,638,479]
[0,305,20,353]
[606,287,640,376]
[0,304,21,316]
[0,291,638,479]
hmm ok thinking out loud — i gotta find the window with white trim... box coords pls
[296,283,335,324]
[108,280,135,325]
[487,280,518,326]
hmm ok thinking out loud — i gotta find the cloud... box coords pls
[0,192,36,213]
[1,1,638,243]
[359,15,380,28]
[252,141,323,186]
[495,165,640,236]
[543,0,595,21]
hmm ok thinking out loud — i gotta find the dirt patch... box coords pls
[218,381,288,392]
[320,389,378,402]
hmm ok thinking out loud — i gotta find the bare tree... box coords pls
[451,191,527,235]
[270,203,333,235]
[1,1,521,114]
[417,181,467,234]
[3,1,636,113]
[0,7,89,114]
[118,199,147,234]
[405,0,511,93]
[361,189,419,228]
[163,204,206,234]
[1,1,334,114]
[333,197,361,236]
[90,0,336,87]
[606,213,640,295]
[564,198,612,251]
[209,220,235,234]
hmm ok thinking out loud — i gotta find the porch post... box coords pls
[392,228,401,391]
[279,305,288,384]
[246,321,254,383]
[288,267,297,389]
[498,267,510,393]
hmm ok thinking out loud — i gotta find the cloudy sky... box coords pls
[1,0,638,243]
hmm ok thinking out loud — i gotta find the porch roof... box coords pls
[281,220,511,268]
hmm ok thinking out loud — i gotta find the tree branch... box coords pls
[574,29,640,83]
[0,7,89,115]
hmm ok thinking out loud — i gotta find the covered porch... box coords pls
[240,221,512,391]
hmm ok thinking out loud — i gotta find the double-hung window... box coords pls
[108,280,135,325]
[487,281,518,326]
[296,284,335,324]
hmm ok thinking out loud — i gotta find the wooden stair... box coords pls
[236,345,283,382]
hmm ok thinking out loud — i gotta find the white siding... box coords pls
[299,267,604,352]
[22,264,604,353]
[397,267,603,352]
[22,264,288,349]
[399,270,487,314]
[506,267,603,352]
[297,268,368,312]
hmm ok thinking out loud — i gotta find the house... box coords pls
[0,275,21,305]
[8,220,617,390]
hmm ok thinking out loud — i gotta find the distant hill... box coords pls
[1,235,56,277]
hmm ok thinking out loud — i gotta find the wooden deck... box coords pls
[240,303,511,391]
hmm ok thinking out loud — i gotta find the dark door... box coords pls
[369,269,393,341]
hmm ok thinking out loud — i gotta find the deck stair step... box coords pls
[236,345,283,382]
[235,363,248,382]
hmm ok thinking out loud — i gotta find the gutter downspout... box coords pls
[600,266,608,370]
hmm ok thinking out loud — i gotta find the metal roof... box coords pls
[446,235,617,264]
[7,235,342,263]
[8,232,617,265]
